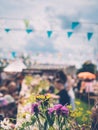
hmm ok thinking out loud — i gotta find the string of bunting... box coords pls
[0,28,95,41]
[0,18,98,40]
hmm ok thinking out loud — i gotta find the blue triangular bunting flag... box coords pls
[5,28,10,32]
[67,32,73,38]
[11,51,16,58]
[72,22,79,29]
[47,31,53,38]
[87,32,93,41]
[26,29,33,34]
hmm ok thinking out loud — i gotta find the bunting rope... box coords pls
[0,17,98,40]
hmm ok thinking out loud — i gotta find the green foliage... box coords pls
[31,116,36,124]
[19,122,32,130]
[44,120,48,130]
[77,60,97,74]
[48,127,56,130]
[1,95,93,130]
[76,99,93,110]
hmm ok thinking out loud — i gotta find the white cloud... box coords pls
[0,0,98,67]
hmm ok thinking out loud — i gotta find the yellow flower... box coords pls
[70,111,76,117]
[82,116,88,122]
[36,94,51,101]
[45,94,51,99]
[36,95,45,100]
[75,101,81,105]
[67,105,72,109]
[78,107,83,111]
[76,111,82,117]
[86,110,91,115]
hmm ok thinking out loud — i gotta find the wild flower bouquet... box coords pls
[0,94,92,130]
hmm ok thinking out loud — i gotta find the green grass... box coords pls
[76,98,93,111]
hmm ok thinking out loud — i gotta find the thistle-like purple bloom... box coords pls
[48,107,55,114]
[31,103,39,114]
[54,104,63,110]
[60,106,69,116]
[53,104,69,116]
[54,104,63,115]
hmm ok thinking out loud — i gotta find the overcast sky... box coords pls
[0,0,98,67]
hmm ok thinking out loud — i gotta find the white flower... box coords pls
[0,118,12,130]
[25,113,31,122]
[15,114,31,129]
[15,121,22,129]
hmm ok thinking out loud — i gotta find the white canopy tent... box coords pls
[4,60,27,72]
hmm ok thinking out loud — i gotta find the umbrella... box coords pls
[78,72,96,80]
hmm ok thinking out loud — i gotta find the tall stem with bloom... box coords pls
[57,115,61,130]
[35,114,43,130]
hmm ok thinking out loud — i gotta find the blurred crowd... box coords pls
[0,71,24,123]
[0,70,98,127]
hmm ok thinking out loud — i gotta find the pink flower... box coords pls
[54,104,63,110]
[48,108,55,114]
[54,104,63,115]
[60,106,69,116]
[53,104,69,116]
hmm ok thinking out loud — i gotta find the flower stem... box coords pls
[36,114,42,129]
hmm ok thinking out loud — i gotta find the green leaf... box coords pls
[19,128,24,130]
[66,128,71,130]
[26,121,32,126]
[48,126,56,130]
[22,123,26,127]
[44,120,48,130]
[31,116,36,124]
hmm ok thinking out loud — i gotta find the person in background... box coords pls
[66,75,75,110]
[85,80,94,96]
[53,70,70,105]
[7,81,19,124]
[0,86,9,96]
[0,71,8,85]
[0,86,9,121]
[79,81,86,94]
[15,73,24,96]
[8,81,18,99]
[47,78,55,94]
[0,86,16,124]
[77,80,82,92]
[0,71,2,86]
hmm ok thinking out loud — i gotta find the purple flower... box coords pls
[31,103,39,114]
[54,104,63,115]
[54,104,63,110]
[48,107,55,114]
[60,106,69,116]
[53,104,69,116]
